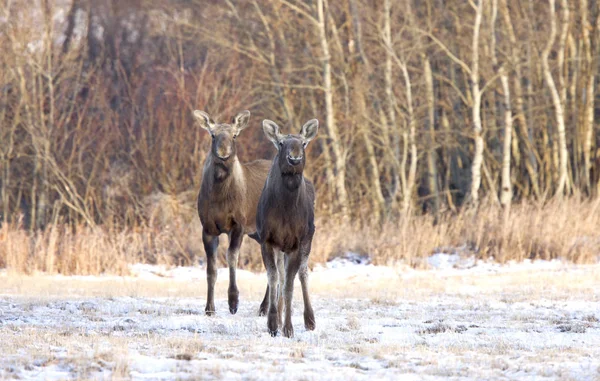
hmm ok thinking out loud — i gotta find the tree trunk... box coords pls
[402,64,418,215]
[492,0,512,209]
[309,90,335,214]
[424,57,440,215]
[317,0,348,217]
[542,0,569,197]
[470,0,484,205]
[581,0,598,194]
[37,0,55,230]
[500,67,513,209]
[383,0,401,203]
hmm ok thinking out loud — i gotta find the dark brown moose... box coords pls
[256,118,318,338]
[194,110,270,316]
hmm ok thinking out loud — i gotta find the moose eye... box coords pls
[279,141,283,147]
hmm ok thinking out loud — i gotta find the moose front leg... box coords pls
[282,253,301,338]
[276,250,285,328]
[202,231,219,316]
[261,243,279,337]
[227,224,244,314]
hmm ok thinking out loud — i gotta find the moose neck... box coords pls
[273,155,305,196]
[204,155,244,195]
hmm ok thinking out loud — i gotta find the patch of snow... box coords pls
[427,252,476,269]
[327,252,371,268]
[425,252,572,274]
[128,264,259,283]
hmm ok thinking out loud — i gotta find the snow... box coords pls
[427,252,476,269]
[427,252,573,274]
[0,256,599,380]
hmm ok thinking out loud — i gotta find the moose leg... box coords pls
[202,231,219,316]
[276,251,285,328]
[282,253,301,338]
[261,243,279,336]
[227,224,243,314]
[251,233,270,317]
[227,225,244,315]
[258,286,269,316]
[299,255,315,331]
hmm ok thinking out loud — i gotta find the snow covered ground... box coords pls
[0,255,599,380]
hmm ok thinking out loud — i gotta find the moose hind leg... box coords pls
[227,225,244,314]
[258,285,269,316]
[299,258,315,331]
[203,231,219,316]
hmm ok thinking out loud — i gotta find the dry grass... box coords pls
[315,197,600,266]
[0,197,599,275]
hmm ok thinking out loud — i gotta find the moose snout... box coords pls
[216,146,232,161]
[287,154,303,166]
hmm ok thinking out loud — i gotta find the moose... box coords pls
[194,110,270,316]
[256,118,318,338]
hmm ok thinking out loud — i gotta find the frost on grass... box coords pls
[0,260,599,380]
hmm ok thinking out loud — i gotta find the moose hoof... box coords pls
[205,303,216,316]
[282,325,294,338]
[267,314,278,336]
[258,303,268,317]
[304,313,316,331]
[228,290,239,315]
[228,300,238,315]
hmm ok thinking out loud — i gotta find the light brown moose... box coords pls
[194,110,269,316]
[256,118,318,338]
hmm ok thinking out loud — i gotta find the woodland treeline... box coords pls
[1,0,600,230]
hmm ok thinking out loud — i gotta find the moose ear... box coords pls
[193,110,213,132]
[262,119,282,149]
[232,110,251,136]
[300,119,318,146]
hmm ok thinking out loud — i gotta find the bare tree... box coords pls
[470,0,485,205]
[490,0,513,210]
[541,0,569,197]
[424,56,440,214]
[315,0,348,217]
[581,0,599,194]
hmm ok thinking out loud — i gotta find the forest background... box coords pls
[1,0,600,274]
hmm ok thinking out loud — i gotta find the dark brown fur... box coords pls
[194,110,270,316]
[256,119,318,338]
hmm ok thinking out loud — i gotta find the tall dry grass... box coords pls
[0,198,598,275]
[314,197,600,266]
